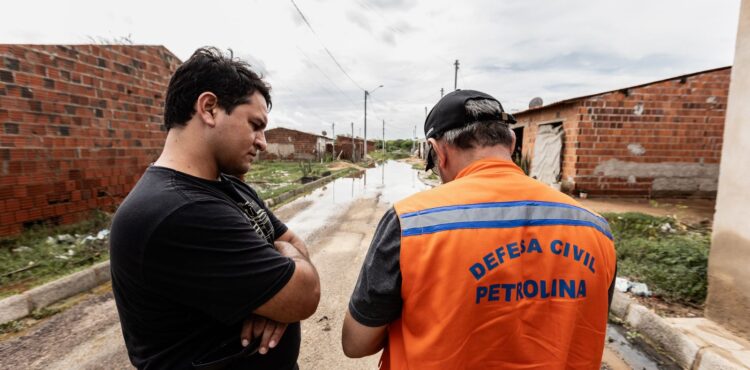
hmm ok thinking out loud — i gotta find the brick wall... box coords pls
[261,127,325,160]
[335,136,376,162]
[0,45,180,236]
[516,67,730,197]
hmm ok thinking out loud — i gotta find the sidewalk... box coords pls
[611,291,750,369]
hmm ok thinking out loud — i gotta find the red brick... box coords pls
[515,67,730,197]
[0,44,180,236]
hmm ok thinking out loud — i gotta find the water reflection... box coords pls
[281,160,430,240]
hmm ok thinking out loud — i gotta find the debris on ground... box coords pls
[615,277,652,297]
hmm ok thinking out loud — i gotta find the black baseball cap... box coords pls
[424,89,516,171]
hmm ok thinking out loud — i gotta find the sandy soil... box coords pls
[327,161,367,171]
[580,197,716,228]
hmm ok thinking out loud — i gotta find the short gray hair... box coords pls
[437,98,514,149]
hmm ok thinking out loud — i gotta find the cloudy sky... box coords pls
[1,0,741,139]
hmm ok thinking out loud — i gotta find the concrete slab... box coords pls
[610,291,631,318]
[697,347,750,370]
[668,318,750,369]
[625,304,701,368]
[0,294,30,324]
[26,268,101,310]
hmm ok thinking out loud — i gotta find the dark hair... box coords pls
[435,99,514,149]
[163,47,272,129]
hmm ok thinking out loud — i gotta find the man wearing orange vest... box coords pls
[342,89,617,369]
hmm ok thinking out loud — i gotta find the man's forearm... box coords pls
[276,230,310,259]
[275,240,311,262]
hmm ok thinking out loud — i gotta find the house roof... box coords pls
[336,135,377,143]
[514,65,731,116]
[266,127,332,140]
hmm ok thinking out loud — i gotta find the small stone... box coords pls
[12,246,32,253]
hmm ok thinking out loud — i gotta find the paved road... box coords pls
[0,161,668,369]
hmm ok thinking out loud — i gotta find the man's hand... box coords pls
[241,315,288,355]
[252,230,320,323]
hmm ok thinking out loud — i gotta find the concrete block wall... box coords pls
[335,135,376,162]
[261,127,322,160]
[0,45,180,236]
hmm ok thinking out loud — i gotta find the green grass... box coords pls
[603,212,710,306]
[245,161,362,199]
[245,161,332,199]
[0,211,111,298]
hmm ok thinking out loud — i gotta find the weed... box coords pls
[0,211,111,298]
[604,212,710,305]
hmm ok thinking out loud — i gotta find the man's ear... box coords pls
[428,138,448,169]
[196,92,219,127]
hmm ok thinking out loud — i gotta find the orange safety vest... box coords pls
[384,159,616,370]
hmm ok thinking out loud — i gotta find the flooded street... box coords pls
[281,160,429,241]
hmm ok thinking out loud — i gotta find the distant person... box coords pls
[342,90,616,369]
[110,47,320,369]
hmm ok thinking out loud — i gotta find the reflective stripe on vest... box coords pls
[400,200,613,240]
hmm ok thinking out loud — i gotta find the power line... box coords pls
[296,46,359,110]
[291,0,364,91]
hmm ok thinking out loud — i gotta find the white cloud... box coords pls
[0,0,741,139]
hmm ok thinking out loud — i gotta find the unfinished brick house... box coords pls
[513,66,730,197]
[0,44,180,236]
[335,135,376,162]
[261,127,333,161]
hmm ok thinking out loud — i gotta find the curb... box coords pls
[0,261,110,325]
[264,168,362,208]
[611,291,749,369]
[0,169,359,326]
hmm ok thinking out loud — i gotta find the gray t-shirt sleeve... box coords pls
[348,207,403,327]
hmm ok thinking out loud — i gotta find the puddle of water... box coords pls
[606,323,680,370]
[281,160,430,240]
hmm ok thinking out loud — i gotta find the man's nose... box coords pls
[255,130,267,152]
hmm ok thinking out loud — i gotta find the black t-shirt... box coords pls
[110,166,298,369]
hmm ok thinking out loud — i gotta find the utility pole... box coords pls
[364,90,367,160]
[454,59,460,91]
[363,85,383,160]
[351,122,356,162]
[382,120,386,156]
[411,125,416,154]
[331,122,335,161]
[440,88,444,98]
